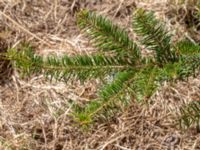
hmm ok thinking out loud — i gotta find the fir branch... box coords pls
[6,48,133,81]
[178,55,200,78]
[176,41,200,78]
[132,9,177,64]
[77,10,141,61]
[73,71,135,125]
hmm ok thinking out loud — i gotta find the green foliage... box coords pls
[77,10,141,61]
[132,9,178,64]
[5,9,200,128]
[176,41,200,78]
[6,45,43,77]
[129,66,159,101]
[176,40,200,56]
[7,45,132,81]
[73,71,134,125]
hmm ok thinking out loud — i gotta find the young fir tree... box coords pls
[3,9,200,128]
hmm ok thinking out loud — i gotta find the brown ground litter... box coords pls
[166,0,200,43]
[0,35,12,85]
[0,0,200,150]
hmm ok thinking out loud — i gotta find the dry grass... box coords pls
[0,0,200,150]
[166,0,200,43]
